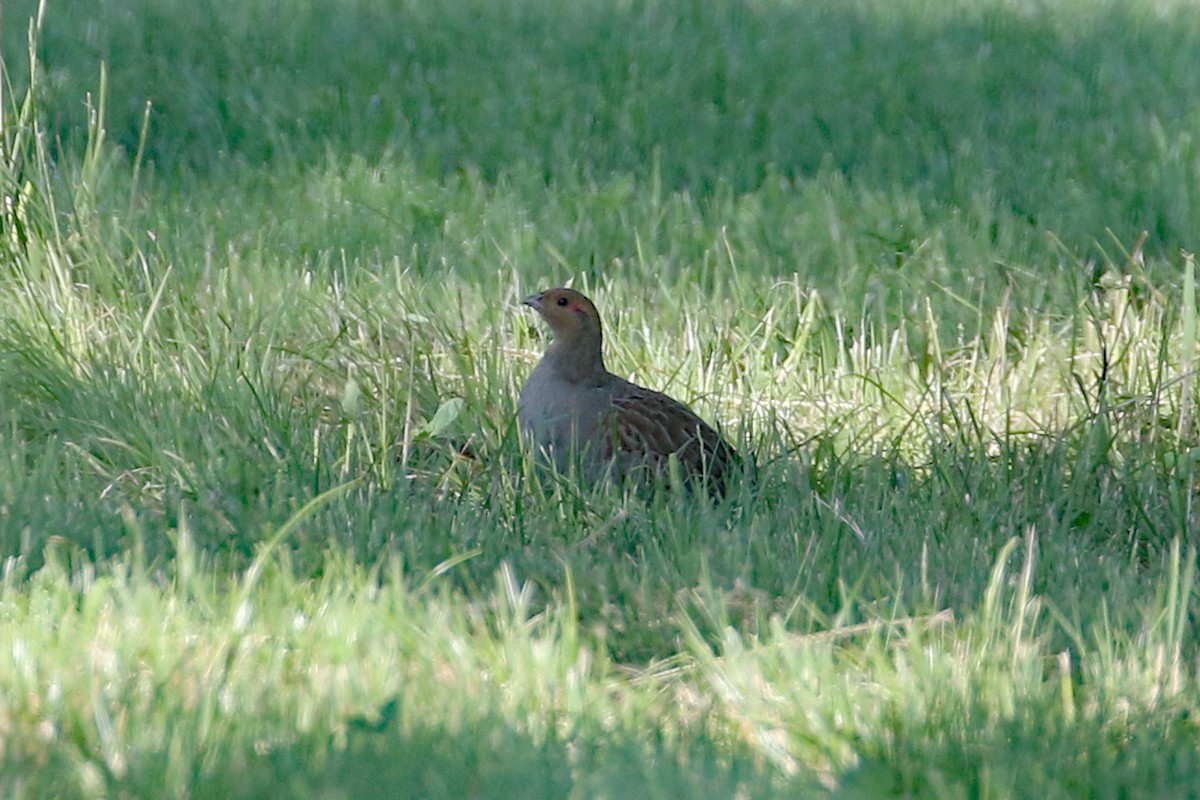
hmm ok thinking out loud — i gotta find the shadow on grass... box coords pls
[177,711,783,800]
[5,0,1198,251]
[836,701,1200,800]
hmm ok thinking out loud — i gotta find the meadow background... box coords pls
[3,0,1200,796]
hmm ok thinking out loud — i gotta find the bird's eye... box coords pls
[556,297,569,306]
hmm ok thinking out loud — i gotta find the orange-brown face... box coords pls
[522,287,602,337]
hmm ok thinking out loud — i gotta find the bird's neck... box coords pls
[544,329,608,384]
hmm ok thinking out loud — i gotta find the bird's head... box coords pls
[522,287,606,379]
[522,287,603,341]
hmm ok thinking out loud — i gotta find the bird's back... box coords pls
[520,364,736,493]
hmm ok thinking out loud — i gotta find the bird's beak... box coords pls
[521,292,544,310]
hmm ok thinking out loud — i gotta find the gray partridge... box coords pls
[518,287,736,494]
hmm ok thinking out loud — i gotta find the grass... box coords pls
[2,0,1200,796]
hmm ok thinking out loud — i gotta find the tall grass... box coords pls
[1,0,1200,797]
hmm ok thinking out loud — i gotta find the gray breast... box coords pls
[518,365,617,472]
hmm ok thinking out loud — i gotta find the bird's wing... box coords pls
[608,385,735,489]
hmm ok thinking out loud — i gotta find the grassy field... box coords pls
[3,0,1200,796]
